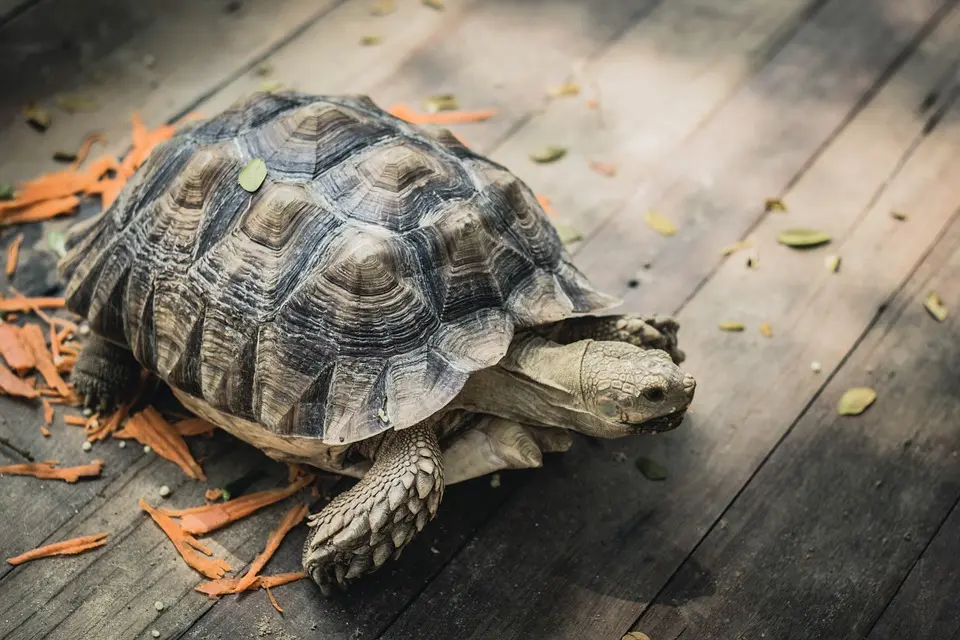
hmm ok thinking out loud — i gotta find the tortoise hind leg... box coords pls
[303,420,443,595]
[72,335,141,412]
[535,314,685,364]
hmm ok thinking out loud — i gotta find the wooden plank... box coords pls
[573,0,959,310]
[0,0,34,23]
[378,3,960,638]
[628,193,960,640]
[0,0,345,185]
[867,498,960,639]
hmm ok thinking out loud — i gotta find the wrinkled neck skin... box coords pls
[451,334,608,436]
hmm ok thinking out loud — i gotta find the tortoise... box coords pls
[56,91,696,594]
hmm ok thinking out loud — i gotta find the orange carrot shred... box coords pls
[0,195,80,226]
[19,323,71,396]
[589,160,618,177]
[286,462,303,484]
[139,499,232,579]
[42,397,54,424]
[387,103,497,125]
[0,323,35,373]
[115,407,205,480]
[87,376,145,441]
[69,133,106,170]
[204,488,224,502]
[536,194,559,217]
[49,324,61,362]
[0,296,67,313]
[0,361,38,399]
[40,425,52,437]
[161,473,314,535]
[265,587,283,613]
[64,415,88,426]
[7,532,108,565]
[194,571,306,599]
[5,234,23,277]
[174,417,216,438]
[0,460,103,483]
[235,503,309,592]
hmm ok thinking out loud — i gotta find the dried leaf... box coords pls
[623,634,652,640]
[765,198,787,212]
[718,321,745,332]
[825,255,841,273]
[759,322,773,337]
[23,104,51,131]
[891,211,909,221]
[422,0,444,10]
[838,387,876,416]
[529,146,567,164]
[422,94,458,112]
[549,82,581,98]
[588,160,617,177]
[359,35,382,46]
[635,457,667,481]
[644,211,677,236]
[552,222,582,245]
[923,291,948,322]
[238,158,267,192]
[54,93,100,113]
[776,228,831,248]
[370,0,396,15]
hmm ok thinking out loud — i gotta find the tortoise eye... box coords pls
[643,387,666,403]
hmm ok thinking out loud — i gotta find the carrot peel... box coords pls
[235,503,309,592]
[7,532,108,565]
[139,499,232,579]
[115,407,205,480]
[0,460,104,483]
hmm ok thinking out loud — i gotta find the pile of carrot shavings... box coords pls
[0,114,176,226]
[159,472,315,536]
[7,532,108,565]
[387,102,497,125]
[114,407,206,480]
[0,459,104,483]
[139,498,233,579]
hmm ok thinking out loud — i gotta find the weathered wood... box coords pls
[867,498,960,639]
[379,3,960,638]
[628,190,960,640]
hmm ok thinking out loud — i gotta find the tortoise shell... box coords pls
[58,92,617,445]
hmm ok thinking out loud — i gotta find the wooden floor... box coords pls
[2,0,960,638]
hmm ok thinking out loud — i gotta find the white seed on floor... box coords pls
[154,600,164,611]
[144,445,152,454]
[82,408,93,417]
[81,441,92,452]
[158,486,171,498]
[119,441,127,448]
[811,361,822,373]
[151,630,160,638]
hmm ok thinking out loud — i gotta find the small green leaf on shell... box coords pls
[552,221,583,245]
[923,291,948,322]
[719,321,745,332]
[777,228,832,248]
[765,198,787,212]
[825,255,841,273]
[838,387,877,416]
[644,211,677,236]
[359,35,383,46]
[529,146,567,164]
[635,457,667,481]
[46,231,68,258]
[891,211,909,221]
[623,634,652,640]
[0,183,15,200]
[370,0,396,15]
[422,0,444,10]
[238,158,267,192]
[422,94,458,112]
[549,81,581,98]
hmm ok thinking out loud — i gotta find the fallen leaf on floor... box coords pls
[549,81,580,98]
[371,0,396,14]
[923,291,948,322]
[891,211,909,221]
[529,146,567,164]
[622,633,652,640]
[838,387,877,416]
[759,322,773,337]
[6,233,24,276]
[422,0,444,10]
[776,228,831,248]
[722,239,752,256]
[0,460,104,483]
[7,532,108,565]
[54,93,100,113]
[23,104,51,131]
[635,457,667,481]
[359,35,382,46]
[825,255,841,273]
[588,160,617,177]
[422,94,458,112]
[552,221,582,245]
[644,211,677,236]
[239,158,268,192]
[764,198,787,212]
[718,321,745,332]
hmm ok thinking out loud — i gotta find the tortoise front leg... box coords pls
[303,421,444,595]
[535,314,684,364]
[72,335,141,412]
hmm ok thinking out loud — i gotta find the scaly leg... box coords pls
[535,314,684,364]
[302,421,443,595]
[72,335,141,412]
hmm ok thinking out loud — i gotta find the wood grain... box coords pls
[379,3,960,638]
